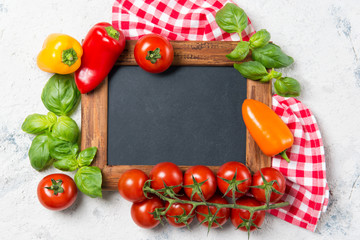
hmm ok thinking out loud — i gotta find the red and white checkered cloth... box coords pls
[112,0,329,232]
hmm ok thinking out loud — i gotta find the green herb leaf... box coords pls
[21,113,54,134]
[41,74,80,116]
[274,77,301,97]
[249,29,271,49]
[75,166,102,198]
[51,116,79,143]
[77,147,98,167]
[233,61,268,80]
[28,133,52,171]
[252,43,294,68]
[53,157,79,171]
[226,41,250,61]
[215,3,248,34]
[49,136,79,160]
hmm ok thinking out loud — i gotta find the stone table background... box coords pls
[1,0,359,239]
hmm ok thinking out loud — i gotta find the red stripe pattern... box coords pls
[112,0,329,232]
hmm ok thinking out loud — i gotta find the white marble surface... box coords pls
[1,0,359,239]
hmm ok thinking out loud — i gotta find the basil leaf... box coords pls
[49,136,79,160]
[41,74,80,116]
[226,41,250,61]
[234,61,268,80]
[21,113,53,134]
[53,157,79,171]
[51,116,79,143]
[77,147,98,167]
[215,3,248,34]
[274,77,301,97]
[252,43,294,68]
[260,69,282,83]
[75,166,102,198]
[249,29,271,49]
[28,133,52,171]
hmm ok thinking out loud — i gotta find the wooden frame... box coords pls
[81,40,272,191]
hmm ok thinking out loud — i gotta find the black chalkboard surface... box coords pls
[107,66,247,166]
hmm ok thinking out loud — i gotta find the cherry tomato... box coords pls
[134,34,174,73]
[183,165,217,201]
[37,173,77,211]
[231,196,266,232]
[196,194,230,228]
[217,161,252,199]
[118,169,149,203]
[165,195,194,228]
[131,196,164,229]
[251,167,286,203]
[149,162,183,194]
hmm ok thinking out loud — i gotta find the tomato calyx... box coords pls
[169,207,195,229]
[250,170,283,206]
[146,48,162,64]
[156,180,183,198]
[149,206,166,224]
[44,178,64,196]
[183,175,208,201]
[197,207,225,234]
[235,211,261,240]
[218,170,248,202]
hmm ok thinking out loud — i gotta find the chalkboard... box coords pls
[80,40,272,190]
[107,66,247,166]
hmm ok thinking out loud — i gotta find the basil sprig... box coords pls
[22,73,102,198]
[215,3,248,37]
[41,74,80,116]
[249,29,271,50]
[274,77,301,97]
[215,3,301,97]
[252,43,294,68]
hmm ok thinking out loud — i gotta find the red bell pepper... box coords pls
[75,22,125,94]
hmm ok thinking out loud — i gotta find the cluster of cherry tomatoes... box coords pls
[117,161,286,232]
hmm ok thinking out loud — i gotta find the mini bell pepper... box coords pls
[75,22,125,94]
[37,34,83,74]
[242,99,294,162]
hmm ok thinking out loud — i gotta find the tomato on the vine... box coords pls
[134,34,174,73]
[149,162,183,194]
[131,196,164,229]
[251,167,286,203]
[183,165,217,201]
[118,169,149,203]
[37,173,77,211]
[196,194,230,228]
[217,161,252,199]
[165,195,194,228]
[231,196,265,232]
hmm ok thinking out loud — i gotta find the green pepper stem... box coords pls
[280,150,291,163]
[105,26,120,40]
[62,48,78,67]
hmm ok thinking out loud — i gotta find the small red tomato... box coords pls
[149,162,183,194]
[217,161,252,199]
[131,196,164,229]
[196,194,230,228]
[231,197,266,232]
[134,34,174,73]
[118,169,149,203]
[37,173,77,211]
[251,167,286,203]
[165,195,194,228]
[183,165,217,201]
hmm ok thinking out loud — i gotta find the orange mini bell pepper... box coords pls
[37,34,83,74]
[242,99,294,162]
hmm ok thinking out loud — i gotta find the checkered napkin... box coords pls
[112,0,329,232]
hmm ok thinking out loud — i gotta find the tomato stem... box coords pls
[146,48,162,64]
[44,178,64,195]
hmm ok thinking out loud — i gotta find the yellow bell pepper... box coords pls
[37,34,83,74]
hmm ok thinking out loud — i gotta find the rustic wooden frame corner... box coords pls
[81,40,272,191]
